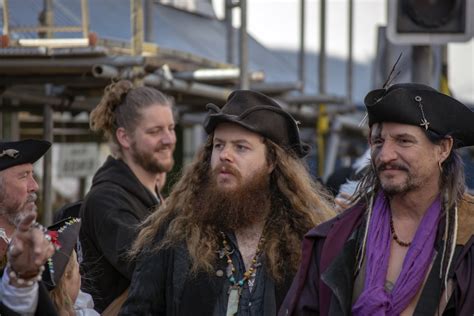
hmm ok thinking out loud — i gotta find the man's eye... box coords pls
[399,139,412,145]
[372,139,383,145]
[236,145,248,151]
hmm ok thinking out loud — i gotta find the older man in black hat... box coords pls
[119,90,335,315]
[0,139,57,315]
[280,83,474,315]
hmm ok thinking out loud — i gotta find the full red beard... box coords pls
[193,163,271,231]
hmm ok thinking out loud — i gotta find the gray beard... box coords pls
[0,193,37,226]
[0,207,27,226]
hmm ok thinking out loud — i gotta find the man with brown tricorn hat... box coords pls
[0,139,57,315]
[120,90,335,315]
[281,83,474,315]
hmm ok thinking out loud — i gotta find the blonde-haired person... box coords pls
[79,80,176,312]
[44,217,98,316]
[49,250,79,315]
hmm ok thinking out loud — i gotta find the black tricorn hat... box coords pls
[204,90,310,157]
[364,83,474,148]
[0,139,51,171]
[42,217,81,291]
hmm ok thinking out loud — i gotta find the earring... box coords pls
[438,160,443,173]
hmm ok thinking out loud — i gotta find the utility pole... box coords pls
[239,0,249,89]
[412,45,433,85]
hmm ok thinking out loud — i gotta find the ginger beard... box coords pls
[194,163,271,231]
[130,140,174,174]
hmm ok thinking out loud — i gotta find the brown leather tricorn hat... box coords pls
[364,83,474,148]
[204,90,310,158]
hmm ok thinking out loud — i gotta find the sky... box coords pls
[213,0,474,104]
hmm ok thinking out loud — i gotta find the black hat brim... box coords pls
[365,84,474,148]
[204,103,310,158]
[0,139,51,171]
[42,217,81,290]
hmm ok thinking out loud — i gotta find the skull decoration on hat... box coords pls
[0,139,51,171]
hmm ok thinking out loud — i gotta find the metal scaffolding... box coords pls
[0,0,358,224]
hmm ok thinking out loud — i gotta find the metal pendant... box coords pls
[226,286,241,316]
[226,264,233,277]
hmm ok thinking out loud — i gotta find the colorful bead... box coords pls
[219,231,264,292]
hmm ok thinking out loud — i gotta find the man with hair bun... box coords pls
[120,90,335,315]
[79,80,176,312]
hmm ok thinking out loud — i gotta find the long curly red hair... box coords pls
[131,136,335,281]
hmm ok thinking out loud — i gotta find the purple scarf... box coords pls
[352,191,441,316]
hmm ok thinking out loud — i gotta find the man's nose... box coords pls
[160,130,176,146]
[219,146,233,162]
[28,176,39,193]
[377,142,397,163]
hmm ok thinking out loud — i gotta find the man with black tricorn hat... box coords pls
[120,90,335,315]
[0,139,57,315]
[280,83,474,315]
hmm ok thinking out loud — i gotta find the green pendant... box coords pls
[226,286,241,316]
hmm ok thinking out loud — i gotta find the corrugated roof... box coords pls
[1,0,368,100]
[2,1,296,82]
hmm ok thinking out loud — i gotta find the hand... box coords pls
[7,213,55,277]
[334,192,353,213]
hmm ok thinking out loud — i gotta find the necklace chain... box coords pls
[389,216,412,247]
[219,232,264,289]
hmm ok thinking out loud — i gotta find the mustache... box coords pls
[155,145,173,152]
[211,163,241,178]
[376,162,409,173]
[26,193,37,203]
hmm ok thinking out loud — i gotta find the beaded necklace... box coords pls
[389,215,412,247]
[220,232,264,316]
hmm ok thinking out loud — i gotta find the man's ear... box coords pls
[264,139,276,174]
[116,127,131,150]
[438,136,454,164]
[267,161,275,175]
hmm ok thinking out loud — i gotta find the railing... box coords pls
[1,0,90,47]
